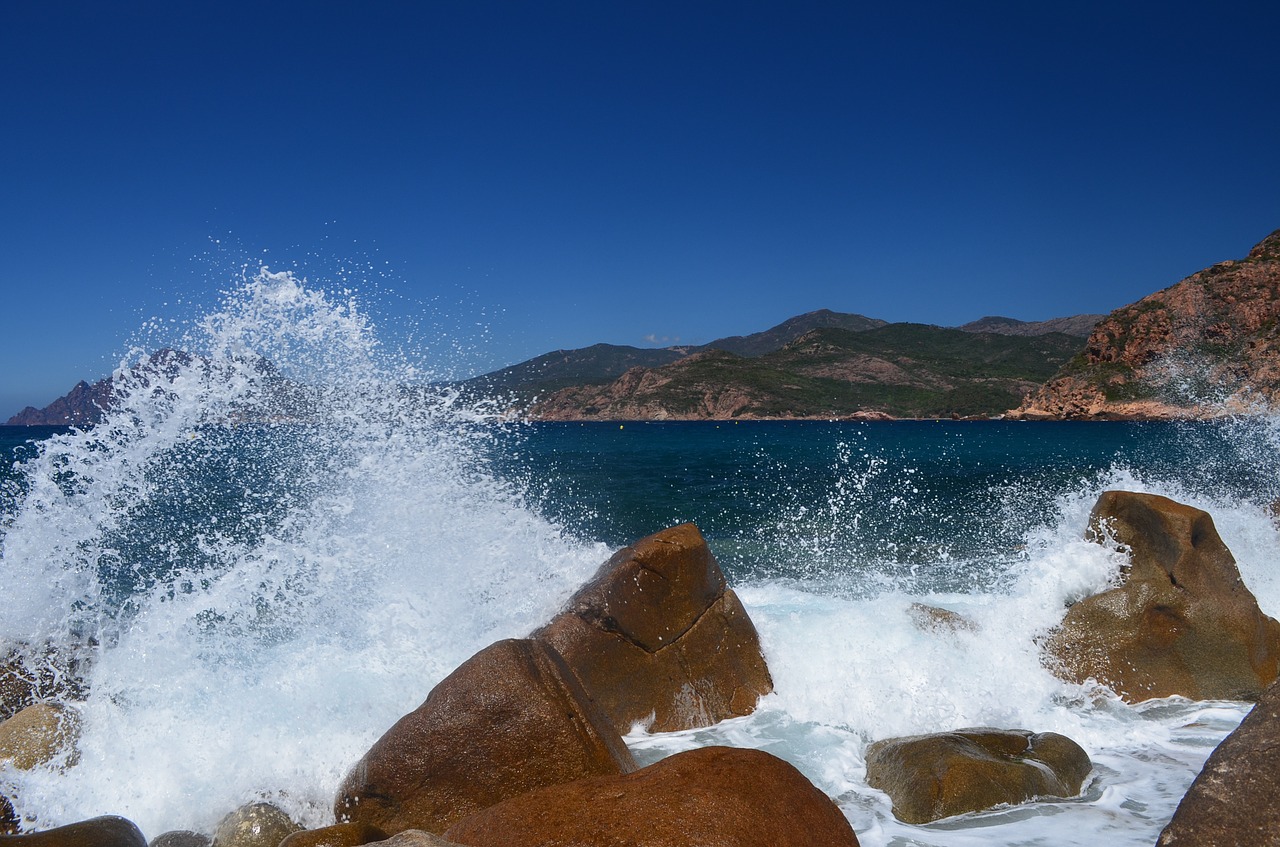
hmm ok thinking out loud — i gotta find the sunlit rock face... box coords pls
[1014,229,1280,419]
[1045,491,1280,701]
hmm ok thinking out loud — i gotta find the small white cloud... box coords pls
[643,333,680,345]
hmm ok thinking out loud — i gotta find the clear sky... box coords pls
[3,1,1278,419]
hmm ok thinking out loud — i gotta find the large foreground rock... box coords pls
[335,638,635,835]
[533,523,773,733]
[865,729,1091,824]
[1045,491,1280,701]
[1157,676,1280,845]
[0,817,146,847]
[443,745,859,847]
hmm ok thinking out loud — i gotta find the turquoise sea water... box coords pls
[1,271,1276,846]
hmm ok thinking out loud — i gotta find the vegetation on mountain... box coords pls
[531,325,1083,420]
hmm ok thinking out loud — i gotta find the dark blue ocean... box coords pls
[1,271,1276,846]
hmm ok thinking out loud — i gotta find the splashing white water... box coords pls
[0,269,605,834]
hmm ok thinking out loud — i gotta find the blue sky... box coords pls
[3,2,1278,418]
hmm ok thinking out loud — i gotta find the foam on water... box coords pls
[3,269,1279,846]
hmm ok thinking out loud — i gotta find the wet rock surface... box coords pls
[865,728,1092,824]
[210,803,300,847]
[1046,491,1280,701]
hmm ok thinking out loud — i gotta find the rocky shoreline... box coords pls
[1,492,1278,846]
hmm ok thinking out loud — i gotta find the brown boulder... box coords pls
[865,729,1091,825]
[1045,491,1280,701]
[210,803,300,847]
[335,638,635,835]
[1157,676,1280,845]
[532,523,773,733]
[907,602,977,633]
[0,817,147,847]
[444,745,859,847]
[0,703,81,770]
[277,825,384,847]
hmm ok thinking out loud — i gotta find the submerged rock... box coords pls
[278,825,384,847]
[533,523,773,733]
[865,728,1091,824]
[443,745,860,847]
[1045,491,1280,701]
[335,638,635,835]
[0,817,146,847]
[907,602,977,633]
[210,804,300,847]
[0,703,81,770]
[1157,676,1280,845]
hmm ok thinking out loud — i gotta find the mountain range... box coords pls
[461,311,1100,420]
[10,228,1280,424]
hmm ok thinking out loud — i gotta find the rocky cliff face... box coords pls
[1013,230,1280,419]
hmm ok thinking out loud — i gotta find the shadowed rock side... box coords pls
[533,523,773,733]
[0,818,147,847]
[443,745,860,847]
[1157,676,1280,846]
[1014,229,1280,419]
[1045,491,1280,701]
[865,729,1092,825]
[334,638,635,836]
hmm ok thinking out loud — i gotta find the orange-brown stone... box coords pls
[335,638,634,835]
[533,523,773,732]
[1045,491,1280,701]
[865,729,1091,824]
[444,746,859,847]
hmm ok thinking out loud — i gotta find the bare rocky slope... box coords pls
[1013,230,1280,420]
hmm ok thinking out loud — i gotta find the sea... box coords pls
[2,269,1278,847]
